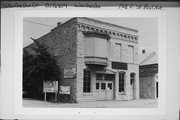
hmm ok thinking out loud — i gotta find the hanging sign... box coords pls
[112,61,128,70]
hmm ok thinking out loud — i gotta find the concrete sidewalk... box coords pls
[23,98,158,108]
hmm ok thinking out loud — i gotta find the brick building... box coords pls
[25,17,139,102]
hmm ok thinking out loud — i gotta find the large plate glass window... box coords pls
[119,72,125,92]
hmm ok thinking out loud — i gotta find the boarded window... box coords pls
[83,70,91,92]
[85,37,107,58]
[115,43,122,61]
[128,45,134,63]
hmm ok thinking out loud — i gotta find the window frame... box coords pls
[115,43,122,62]
[83,69,91,93]
[128,45,134,63]
[119,72,125,93]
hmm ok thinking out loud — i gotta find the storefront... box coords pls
[26,17,140,102]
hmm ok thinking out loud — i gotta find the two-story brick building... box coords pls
[25,17,139,102]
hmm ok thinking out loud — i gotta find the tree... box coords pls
[23,38,60,99]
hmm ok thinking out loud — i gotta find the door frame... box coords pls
[130,73,136,100]
[95,80,114,101]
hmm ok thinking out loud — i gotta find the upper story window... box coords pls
[83,31,110,59]
[85,37,107,58]
[115,43,122,62]
[128,45,134,63]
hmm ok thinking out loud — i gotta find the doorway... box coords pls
[96,81,113,101]
[130,73,135,99]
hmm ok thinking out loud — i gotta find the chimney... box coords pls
[142,49,146,54]
[57,22,61,26]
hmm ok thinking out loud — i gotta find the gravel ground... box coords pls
[23,98,158,108]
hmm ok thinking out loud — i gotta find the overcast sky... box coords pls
[23,17,158,54]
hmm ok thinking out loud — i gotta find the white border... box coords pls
[14,9,166,116]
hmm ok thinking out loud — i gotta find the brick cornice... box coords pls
[77,22,138,43]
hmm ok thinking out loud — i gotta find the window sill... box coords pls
[83,93,93,96]
[118,92,126,95]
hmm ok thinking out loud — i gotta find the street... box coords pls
[23,98,157,108]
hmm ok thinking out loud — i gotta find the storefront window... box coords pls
[83,70,91,92]
[119,72,125,92]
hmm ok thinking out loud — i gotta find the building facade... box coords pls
[25,17,140,102]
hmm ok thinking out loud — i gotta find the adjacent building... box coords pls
[25,17,140,102]
[139,51,158,99]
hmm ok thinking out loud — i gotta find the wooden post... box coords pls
[55,92,57,101]
[44,92,46,101]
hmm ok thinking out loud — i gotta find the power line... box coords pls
[24,20,55,28]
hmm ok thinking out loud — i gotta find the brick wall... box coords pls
[25,17,140,102]
[24,18,78,102]
[51,18,78,102]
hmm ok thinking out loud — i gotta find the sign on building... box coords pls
[43,81,58,93]
[59,86,70,94]
[112,61,128,70]
[64,67,76,78]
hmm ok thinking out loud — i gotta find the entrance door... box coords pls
[96,81,113,101]
[130,73,135,100]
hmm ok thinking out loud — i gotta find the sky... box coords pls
[23,17,158,54]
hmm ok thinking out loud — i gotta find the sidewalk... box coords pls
[23,98,158,108]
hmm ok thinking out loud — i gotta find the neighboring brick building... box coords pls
[25,17,140,102]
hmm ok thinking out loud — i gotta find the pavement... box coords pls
[23,98,158,108]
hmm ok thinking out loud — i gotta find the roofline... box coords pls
[24,17,138,48]
[77,17,138,32]
[52,17,138,32]
[51,17,77,31]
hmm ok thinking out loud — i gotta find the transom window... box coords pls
[96,73,103,80]
[119,72,125,92]
[83,70,91,93]
[104,74,114,81]
[96,73,114,81]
